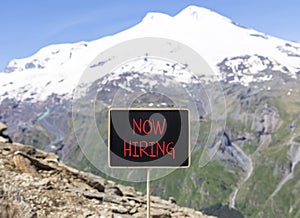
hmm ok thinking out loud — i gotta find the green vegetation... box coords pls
[237,165,280,216]
[242,143,257,155]
[46,81,300,217]
[142,149,239,210]
[294,135,300,143]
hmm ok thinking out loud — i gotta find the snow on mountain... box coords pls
[1,5,300,102]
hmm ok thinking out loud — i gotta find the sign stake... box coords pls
[147,168,151,218]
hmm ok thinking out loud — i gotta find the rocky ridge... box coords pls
[0,123,214,218]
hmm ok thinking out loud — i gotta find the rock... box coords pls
[182,207,196,215]
[33,178,51,188]
[0,122,12,143]
[14,151,55,171]
[77,172,105,192]
[65,188,104,201]
[0,122,7,134]
[111,205,128,214]
[118,185,135,197]
[171,212,185,217]
[125,196,145,204]
[136,191,143,196]
[82,209,93,217]
[13,153,37,174]
[129,200,135,207]
[114,215,133,218]
[0,203,25,218]
[151,208,171,218]
[0,141,215,218]
[129,207,138,214]
[0,184,37,218]
[0,136,9,143]
[46,152,59,162]
[105,186,123,196]
[133,212,147,218]
[168,196,176,204]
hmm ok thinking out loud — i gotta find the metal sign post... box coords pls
[147,168,151,218]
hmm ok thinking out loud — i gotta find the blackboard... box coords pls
[108,109,189,168]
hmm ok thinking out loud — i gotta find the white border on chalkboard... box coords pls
[108,108,190,169]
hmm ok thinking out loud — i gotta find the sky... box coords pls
[0,0,299,71]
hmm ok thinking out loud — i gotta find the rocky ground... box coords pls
[0,123,214,218]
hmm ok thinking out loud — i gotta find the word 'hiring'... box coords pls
[123,118,175,159]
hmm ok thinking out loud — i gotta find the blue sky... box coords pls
[0,0,299,71]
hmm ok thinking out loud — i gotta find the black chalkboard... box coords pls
[108,109,189,168]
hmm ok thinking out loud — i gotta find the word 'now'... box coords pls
[132,118,166,135]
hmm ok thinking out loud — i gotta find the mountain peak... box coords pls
[142,12,172,22]
[176,5,232,23]
[3,42,89,73]
[1,5,300,102]
[181,5,213,15]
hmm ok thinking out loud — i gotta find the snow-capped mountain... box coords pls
[1,6,300,217]
[1,5,300,102]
